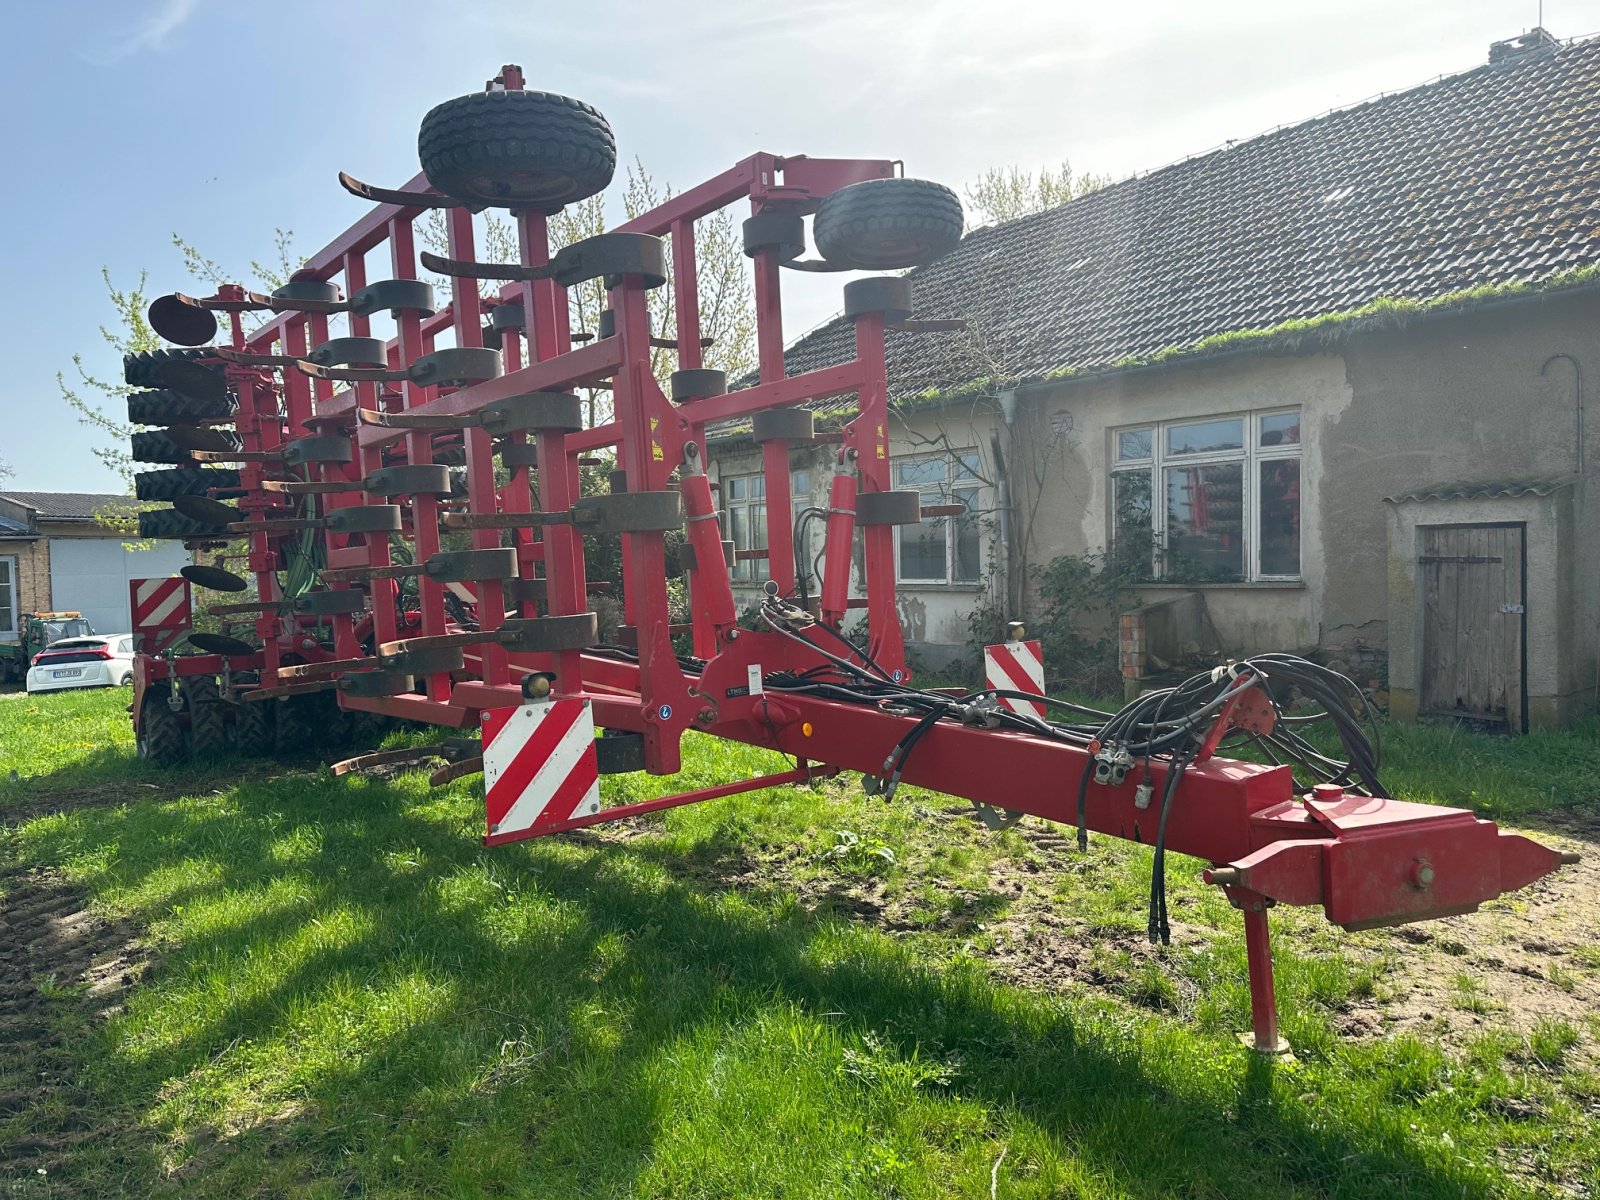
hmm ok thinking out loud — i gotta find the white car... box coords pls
[25,634,137,694]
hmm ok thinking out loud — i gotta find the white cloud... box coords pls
[81,0,201,64]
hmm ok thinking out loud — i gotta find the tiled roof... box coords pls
[777,34,1600,398]
[0,492,130,520]
[1385,479,1572,504]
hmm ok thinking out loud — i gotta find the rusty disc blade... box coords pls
[181,564,249,592]
[148,294,219,346]
[172,494,241,525]
[186,632,256,657]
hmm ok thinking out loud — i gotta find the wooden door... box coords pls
[1419,524,1526,730]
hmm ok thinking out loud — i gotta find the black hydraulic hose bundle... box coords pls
[755,598,1389,946]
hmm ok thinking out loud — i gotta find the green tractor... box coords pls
[0,611,96,685]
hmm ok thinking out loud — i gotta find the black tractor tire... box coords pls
[127,388,237,425]
[183,675,227,758]
[136,694,187,766]
[134,467,242,503]
[232,699,274,757]
[138,508,223,540]
[273,694,318,758]
[132,427,241,466]
[123,349,217,389]
[812,178,964,270]
[418,89,616,211]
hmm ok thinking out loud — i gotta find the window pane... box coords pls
[1259,411,1301,448]
[897,458,945,489]
[1111,470,1155,579]
[954,453,981,483]
[728,506,749,580]
[791,470,811,496]
[1116,428,1153,461]
[0,559,12,633]
[899,518,947,581]
[751,502,767,553]
[726,477,746,501]
[1258,458,1301,576]
[750,476,765,499]
[1167,418,1244,456]
[1164,462,1244,581]
[954,487,981,582]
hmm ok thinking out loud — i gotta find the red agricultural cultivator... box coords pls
[124,65,1574,1052]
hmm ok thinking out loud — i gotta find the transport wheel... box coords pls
[127,388,237,425]
[417,89,617,210]
[812,178,964,270]
[184,675,227,758]
[134,467,242,503]
[232,699,274,757]
[136,694,186,766]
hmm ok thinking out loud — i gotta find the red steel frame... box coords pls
[132,65,1574,1051]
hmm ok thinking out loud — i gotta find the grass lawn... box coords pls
[1,687,1598,1198]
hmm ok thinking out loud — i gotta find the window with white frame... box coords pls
[1110,410,1301,582]
[895,451,984,585]
[724,470,817,585]
[723,473,767,582]
[0,556,15,635]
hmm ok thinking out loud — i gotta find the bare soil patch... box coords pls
[0,863,156,1193]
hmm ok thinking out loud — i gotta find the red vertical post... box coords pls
[343,250,398,653]
[390,216,449,700]
[850,310,905,676]
[446,206,509,685]
[520,210,585,694]
[1240,900,1285,1053]
[751,238,794,596]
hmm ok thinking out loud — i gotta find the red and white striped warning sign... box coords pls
[129,576,192,653]
[984,638,1046,718]
[481,698,601,844]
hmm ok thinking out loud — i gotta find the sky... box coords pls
[1,0,1594,493]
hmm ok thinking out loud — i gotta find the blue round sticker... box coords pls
[658,704,673,720]
[891,669,906,682]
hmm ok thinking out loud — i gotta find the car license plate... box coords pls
[52,668,82,679]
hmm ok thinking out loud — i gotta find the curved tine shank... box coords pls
[338,171,463,210]
[418,250,548,282]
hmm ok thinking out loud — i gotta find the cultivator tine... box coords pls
[165,290,274,314]
[418,250,546,281]
[354,407,469,430]
[330,745,446,777]
[260,478,366,494]
[276,657,381,680]
[204,599,289,616]
[213,347,308,368]
[298,361,405,383]
[430,757,483,787]
[337,171,466,209]
[190,449,283,463]
[242,679,339,701]
[439,512,541,530]
[227,517,323,533]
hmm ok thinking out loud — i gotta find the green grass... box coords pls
[1,690,1597,1197]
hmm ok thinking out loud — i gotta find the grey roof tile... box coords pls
[775,36,1600,399]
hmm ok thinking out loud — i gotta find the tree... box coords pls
[964,161,1110,225]
[548,158,755,427]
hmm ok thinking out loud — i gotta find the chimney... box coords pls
[1488,27,1559,65]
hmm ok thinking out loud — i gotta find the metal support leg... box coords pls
[1239,896,1290,1055]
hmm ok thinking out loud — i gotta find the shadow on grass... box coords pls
[7,744,1518,1200]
